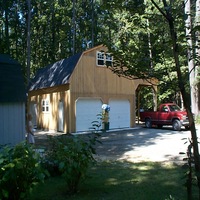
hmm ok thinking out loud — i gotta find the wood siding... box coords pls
[70,47,135,96]
[28,85,70,132]
[69,46,136,132]
[28,45,157,133]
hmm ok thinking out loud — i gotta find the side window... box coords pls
[161,106,168,112]
[42,99,49,112]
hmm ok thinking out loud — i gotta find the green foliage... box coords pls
[195,115,200,124]
[91,112,110,132]
[0,0,192,105]
[0,142,47,200]
[179,138,198,200]
[90,113,103,131]
[103,0,190,104]
[137,87,154,111]
[44,134,99,195]
[0,0,104,78]
[165,195,176,200]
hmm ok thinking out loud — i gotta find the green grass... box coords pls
[29,161,191,200]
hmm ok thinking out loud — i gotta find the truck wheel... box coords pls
[172,119,181,131]
[157,124,163,129]
[145,118,152,128]
[185,126,190,130]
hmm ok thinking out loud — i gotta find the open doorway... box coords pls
[136,85,157,125]
[30,102,37,128]
[58,100,64,132]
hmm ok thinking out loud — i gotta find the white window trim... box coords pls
[96,51,113,67]
[42,99,50,113]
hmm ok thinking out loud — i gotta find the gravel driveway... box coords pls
[35,125,200,164]
[94,125,200,164]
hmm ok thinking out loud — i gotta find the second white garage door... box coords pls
[76,98,102,132]
[109,99,130,129]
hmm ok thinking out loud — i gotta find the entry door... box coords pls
[58,101,64,132]
[30,103,37,128]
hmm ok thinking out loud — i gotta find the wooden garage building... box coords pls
[28,45,153,133]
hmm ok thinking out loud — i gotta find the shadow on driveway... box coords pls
[34,125,198,163]
[95,126,192,163]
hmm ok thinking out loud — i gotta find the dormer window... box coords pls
[96,51,113,67]
[97,51,104,66]
[105,53,112,66]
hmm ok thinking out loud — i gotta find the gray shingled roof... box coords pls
[0,54,26,103]
[29,52,82,91]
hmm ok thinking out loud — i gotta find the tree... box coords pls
[0,0,104,78]
[27,0,31,86]
[194,0,200,116]
[104,0,200,197]
[185,0,200,117]
[0,0,196,112]
[154,1,200,198]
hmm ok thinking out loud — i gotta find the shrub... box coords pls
[45,134,99,195]
[195,115,200,124]
[0,142,48,199]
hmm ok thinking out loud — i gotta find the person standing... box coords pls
[26,114,35,144]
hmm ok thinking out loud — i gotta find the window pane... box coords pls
[98,60,104,65]
[97,52,104,59]
[97,51,105,66]
[46,100,49,112]
[106,53,112,61]
[106,60,112,66]
[42,99,50,112]
[105,53,112,66]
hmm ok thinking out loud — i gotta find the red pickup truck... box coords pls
[140,103,189,131]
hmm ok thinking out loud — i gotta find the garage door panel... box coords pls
[109,99,130,129]
[76,98,102,132]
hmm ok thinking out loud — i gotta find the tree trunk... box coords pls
[164,1,200,197]
[185,0,196,116]
[91,0,94,47]
[195,0,200,116]
[3,0,10,54]
[72,0,76,55]
[152,0,200,197]
[27,0,31,87]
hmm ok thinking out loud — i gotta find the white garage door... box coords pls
[76,98,102,132]
[109,99,130,129]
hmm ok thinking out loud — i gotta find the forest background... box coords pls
[0,0,199,113]
[2,0,200,198]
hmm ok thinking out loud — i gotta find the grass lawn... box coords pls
[28,161,194,200]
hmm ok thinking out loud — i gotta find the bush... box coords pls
[195,115,200,124]
[0,143,48,199]
[44,134,99,195]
